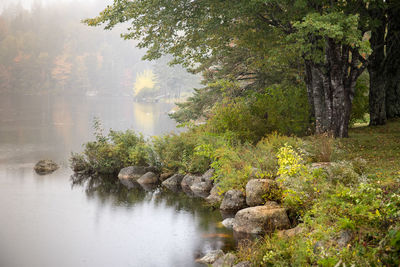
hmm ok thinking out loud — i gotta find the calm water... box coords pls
[0,95,233,267]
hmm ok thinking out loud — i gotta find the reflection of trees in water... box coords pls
[70,174,236,251]
[71,173,147,207]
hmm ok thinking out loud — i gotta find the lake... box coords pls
[0,94,234,267]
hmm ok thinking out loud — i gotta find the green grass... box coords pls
[339,118,400,183]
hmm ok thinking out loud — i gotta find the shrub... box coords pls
[71,120,151,174]
[275,144,328,217]
[326,161,363,186]
[194,132,304,193]
[204,97,269,143]
[69,152,91,173]
[150,129,211,174]
[201,83,311,144]
[252,84,311,136]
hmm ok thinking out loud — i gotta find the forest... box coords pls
[0,1,200,99]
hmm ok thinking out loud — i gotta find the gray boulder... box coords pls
[118,166,147,180]
[233,201,290,235]
[162,174,184,190]
[159,172,173,182]
[206,184,223,205]
[137,172,159,185]
[34,160,59,174]
[196,250,224,265]
[144,166,158,173]
[212,253,237,267]
[245,179,277,206]
[220,190,246,212]
[181,174,201,192]
[337,230,352,248]
[190,169,214,198]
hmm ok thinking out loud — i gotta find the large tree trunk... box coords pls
[304,40,364,138]
[368,5,387,125]
[385,2,400,119]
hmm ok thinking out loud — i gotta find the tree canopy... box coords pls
[86,0,400,137]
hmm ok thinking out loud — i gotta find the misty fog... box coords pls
[0,0,200,100]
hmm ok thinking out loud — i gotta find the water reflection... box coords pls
[0,93,233,267]
[0,95,177,164]
[70,174,236,264]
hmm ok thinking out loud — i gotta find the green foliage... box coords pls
[238,171,400,267]
[197,82,310,144]
[236,121,400,266]
[276,144,323,215]
[326,161,364,186]
[205,97,269,143]
[171,79,245,124]
[253,84,311,136]
[194,133,304,193]
[293,12,371,62]
[72,119,150,174]
[150,130,211,174]
[351,72,370,125]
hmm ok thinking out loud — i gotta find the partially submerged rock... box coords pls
[190,169,214,198]
[181,174,201,192]
[196,250,224,265]
[233,201,290,235]
[206,184,223,205]
[245,179,277,207]
[34,160,59,174]
[162,173,184,191]
[159,172,174,182]
[118,166,147,181]
[137,172,159,185]
[220,190,246,212]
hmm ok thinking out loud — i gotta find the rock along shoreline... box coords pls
[113,165,297,266]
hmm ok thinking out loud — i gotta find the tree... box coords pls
[85,0,377,137]
[368,0,400,125]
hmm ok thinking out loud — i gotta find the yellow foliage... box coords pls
[133,69,157,96]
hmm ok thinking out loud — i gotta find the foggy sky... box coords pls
[0,0,109,12]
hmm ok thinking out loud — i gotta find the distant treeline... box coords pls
[0,1,199,97]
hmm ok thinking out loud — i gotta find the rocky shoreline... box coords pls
[115,165,298,266]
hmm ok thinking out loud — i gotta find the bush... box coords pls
[326,161,364,186]
[204,97,269,143]
[201,83,311,144]
[253,84,311,136]
[194,132,304,193]
[276,144,324,216]
[71,120,151,174]
[150,129,211,174]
